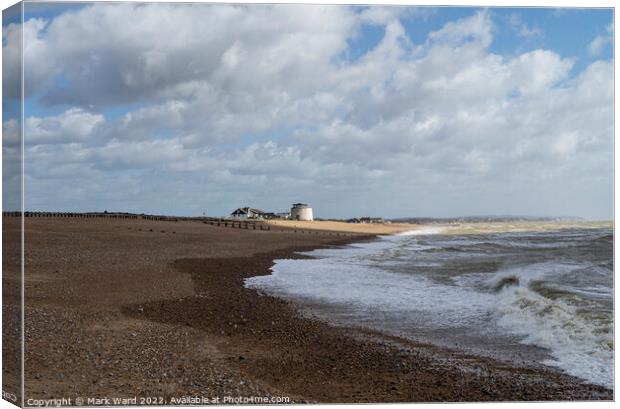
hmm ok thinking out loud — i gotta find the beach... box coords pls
[3,216,612,403]
[264,220,414,235]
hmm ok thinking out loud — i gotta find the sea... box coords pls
[245,222,614,389]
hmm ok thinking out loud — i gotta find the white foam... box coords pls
[245,236,614,389]
[395,226,447,236]
[246,246,493,327]
[494,282,613,388]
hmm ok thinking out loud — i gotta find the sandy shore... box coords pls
[265,220,414,235]
[3,217,612,403]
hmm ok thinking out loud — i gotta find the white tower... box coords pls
[291,203,313,221]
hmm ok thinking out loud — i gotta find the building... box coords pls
[262,212,290,220]
[360,217,385,224]
[230,207,266,219]
[291,203,313,221]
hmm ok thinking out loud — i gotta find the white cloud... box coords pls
[587,21,613,56]
[551,132,579,158]
[508,50,573,95]
[588,34,611,56]
[508,13,542,38]
[25,108,104,145]
[428,10,493,48]
[4,4,613,218]
[17,3,357,107]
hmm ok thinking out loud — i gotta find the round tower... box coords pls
[291,203,313,221]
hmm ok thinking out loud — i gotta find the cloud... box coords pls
[2,118,20,147]
[507,50,573,94]
[588,35,611,56]
[508,13,543,38]
[16,3,357,108]
[25,108,104,145]
[588,21,613,56]
[4,5,613,218]
[428,10,493,47]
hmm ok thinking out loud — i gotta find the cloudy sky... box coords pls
[2,2,614,219]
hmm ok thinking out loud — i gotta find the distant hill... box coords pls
[389,216,584,224]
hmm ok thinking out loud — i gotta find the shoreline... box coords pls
[125,235,613,402]
[9,217,612,402]
[249,226,614,390]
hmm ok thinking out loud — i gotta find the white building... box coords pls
[291,203,313,221]
[230,207,266,219]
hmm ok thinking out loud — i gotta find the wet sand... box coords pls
[3,217,612,403]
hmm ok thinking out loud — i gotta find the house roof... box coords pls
[231,207,265,215]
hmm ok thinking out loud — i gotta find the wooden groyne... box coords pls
[2,212,361,236]
[2,211,267,227]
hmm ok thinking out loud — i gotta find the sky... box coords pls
[1,2,614,219]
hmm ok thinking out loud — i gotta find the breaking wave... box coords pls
[246,226,613,389]
[484,265,613,388]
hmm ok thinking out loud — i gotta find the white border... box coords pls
[0,2,616,409]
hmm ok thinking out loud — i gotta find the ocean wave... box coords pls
[490,266,613,388]
[246,228,614,390]
[395,227,447,236]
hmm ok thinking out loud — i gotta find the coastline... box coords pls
[126,236,612,402]
[10,217,613,402]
